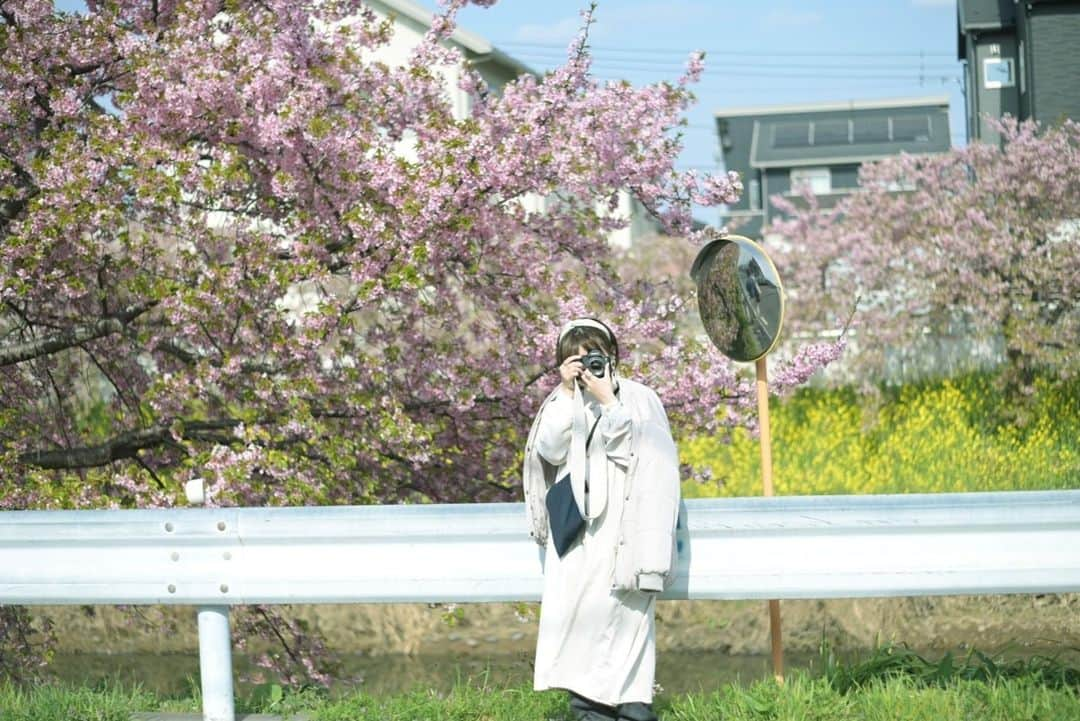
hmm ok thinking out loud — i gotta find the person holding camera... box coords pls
[522,318,681,721]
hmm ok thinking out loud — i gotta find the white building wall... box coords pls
[365,1,659,250]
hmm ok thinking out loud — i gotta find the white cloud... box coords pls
[515,2,719,45]
[762,9,823,27]
[514,16,584,44]
[600,1,717,33]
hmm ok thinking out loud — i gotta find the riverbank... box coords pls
[32,593,1080,658]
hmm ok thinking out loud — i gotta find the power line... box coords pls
[590,75,962,89]
[631,81,963,93]
[509,48,960,73]
[582,65,960,81]
[539,63,961,80]
[497,40,956,59]
[510,51,961,82]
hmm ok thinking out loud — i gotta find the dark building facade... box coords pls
[958,0,1080,143]
[714,97,951,239]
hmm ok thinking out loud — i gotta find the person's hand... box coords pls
[558,355,584,396]
[579,363,616,406]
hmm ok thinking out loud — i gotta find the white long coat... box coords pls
[523,379,680,706]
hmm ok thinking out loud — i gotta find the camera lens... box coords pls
[583,351,607,377]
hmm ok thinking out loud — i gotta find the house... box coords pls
[367,0,532,117]
[957,0,1080,144]
[369,0,661,248]
[713,96,952,239]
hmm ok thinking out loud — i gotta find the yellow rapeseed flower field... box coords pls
[681,372,1080,498]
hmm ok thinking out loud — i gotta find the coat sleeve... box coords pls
[631,389,681,587]
[535,392,573,466]
[523,390,563,547]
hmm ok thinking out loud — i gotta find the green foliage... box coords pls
[819,640,1080,695]
[682,371,1080,498]
[238,682,326,718]
[0,680,158,721]
[439,604,465,628]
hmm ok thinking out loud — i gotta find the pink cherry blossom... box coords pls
[769,117,1079,385]
[0,0,838,686]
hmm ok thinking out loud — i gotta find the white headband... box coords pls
[558,318,612,342]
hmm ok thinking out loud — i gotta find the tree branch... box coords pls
[133,452,167,490]
[16,419,241,470]
[18,425,178,469]
[14,406,378,472]
[0,301,157,367]
[151,336,279,374]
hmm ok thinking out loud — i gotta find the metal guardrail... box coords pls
[3,490,1079,720]
[4,491,1080,604]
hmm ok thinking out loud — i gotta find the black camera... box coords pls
[580,350,609,378]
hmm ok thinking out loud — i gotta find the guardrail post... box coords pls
[186,478,235,721]
[197,605,235,721]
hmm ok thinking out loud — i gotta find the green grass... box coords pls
[663,674,1080,721]
[4,649,1079,721]
[820,641,1080,695]
[0,681,160,721]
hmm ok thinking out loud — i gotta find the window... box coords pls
[790,167,831,194]
[881,177,917,192]
[983,57,1014,89]
[749,179,761,210]
[772,122,810,148]
[853,117,890,143]
[892,114,931,142]
[812,119,850,146]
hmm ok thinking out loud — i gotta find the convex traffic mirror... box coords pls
[689,231,789,681]
[689,234,785,362]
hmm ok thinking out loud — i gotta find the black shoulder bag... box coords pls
[545,415,601,558]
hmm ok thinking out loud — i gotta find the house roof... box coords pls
[374,0,535,77]
[957,0,1016,33]
[722,97,952,169]
[714,95,950,119]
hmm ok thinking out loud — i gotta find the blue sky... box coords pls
[457,0,965,225]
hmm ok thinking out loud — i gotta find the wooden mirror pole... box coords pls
[756,355,785,683]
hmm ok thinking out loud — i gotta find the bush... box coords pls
[819,641,1080,695]
[681,371,1080,497]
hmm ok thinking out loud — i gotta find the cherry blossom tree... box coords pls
[0,0,841,685]
[769,117,1080,390]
